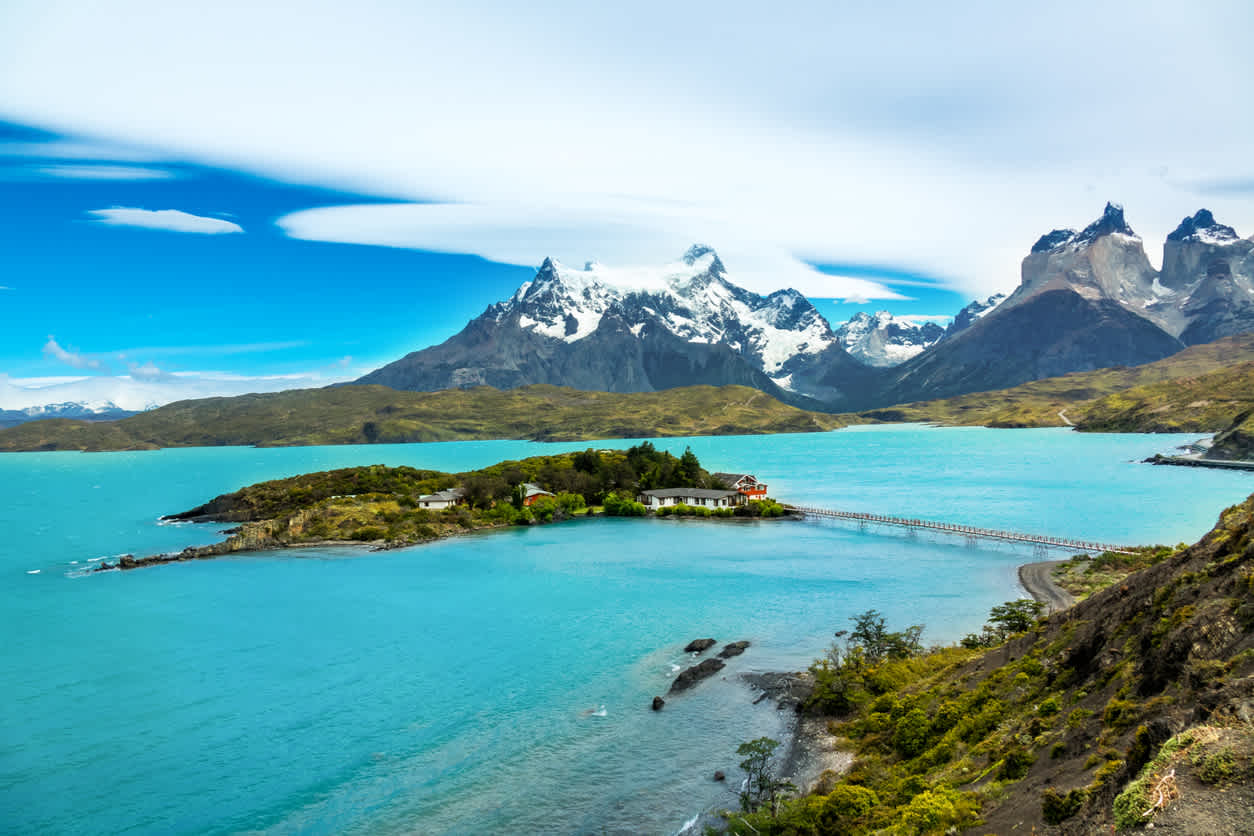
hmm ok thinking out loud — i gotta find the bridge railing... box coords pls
[782,504,1133,555]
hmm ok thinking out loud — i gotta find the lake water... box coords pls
[2,426,1250,835]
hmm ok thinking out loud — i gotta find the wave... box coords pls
[675,813,699,835]
[26,569,40,574]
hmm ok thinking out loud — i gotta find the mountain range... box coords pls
[357,205,1254,411]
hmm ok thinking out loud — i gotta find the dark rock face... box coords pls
[943,294,1006,340]
[718,641,751,659]
[683,638,717,654]
[1167,209,1238,243]
[651,696,665,711]
[881,289,1184,404]
[669,658,726,693]
[713,770,726,781]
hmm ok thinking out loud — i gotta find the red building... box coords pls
[712,472,768,500]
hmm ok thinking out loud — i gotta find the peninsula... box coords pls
[95,444,786,571]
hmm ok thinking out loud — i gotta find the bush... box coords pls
[1103,698,1140,731]
[820,784,878,827]
[602,492,647,516]
[1041,787,1087,824]
[999,747,1035,781]
[892,708,932,758]
[1038,696,1060,717]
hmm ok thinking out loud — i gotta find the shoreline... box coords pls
[1017,559,1077,613]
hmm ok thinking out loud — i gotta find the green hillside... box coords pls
[0,384,845,452]
[847,334,1254,431]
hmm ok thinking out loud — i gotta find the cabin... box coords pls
[416,487,465,510]
[637,488,745,510]
[521,483,555,507]
[712,472,768,499]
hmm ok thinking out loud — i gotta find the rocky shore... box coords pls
[1016,558,1077,613]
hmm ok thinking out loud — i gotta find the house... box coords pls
[637,488,745,510]
[416,487,465,510]
[712,472,768,499]
[521,483,555,507]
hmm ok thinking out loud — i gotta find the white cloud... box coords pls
[88,208,244,235]
[0,368,359,412]
[0,137,164,161]
[43,336,107,371]
[0,285,11,290]
[1,2,1252,295]
[37,164,174,180]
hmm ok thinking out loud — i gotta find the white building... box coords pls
[637,488,745,510]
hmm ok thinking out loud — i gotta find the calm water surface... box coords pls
[1,426,1250,834]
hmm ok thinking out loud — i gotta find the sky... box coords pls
[1,1,1251,410]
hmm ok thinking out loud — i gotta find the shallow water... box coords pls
[1,426,1249,834]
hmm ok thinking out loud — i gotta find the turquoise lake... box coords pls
[2,426,1251,834]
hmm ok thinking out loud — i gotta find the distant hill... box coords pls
[0,384,845,452]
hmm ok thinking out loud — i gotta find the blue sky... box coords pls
[0,120,969,409]
[1,2,1251,409]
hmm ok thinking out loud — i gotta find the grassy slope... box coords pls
[844,334,1254,430]
[731,493,1254,835]
[0,384,845,452]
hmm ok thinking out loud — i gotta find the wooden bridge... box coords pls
[783,504,1135,556]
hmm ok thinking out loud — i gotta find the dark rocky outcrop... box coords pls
[718,640,751,658]
[669,658,726,693]
[651,696,665,711]
[683,638,717,654]
[713,770,726,781]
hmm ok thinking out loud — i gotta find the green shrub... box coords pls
[1038,696,1060,717]
[350,525,386,541]
[1193,746,1238,784]
[892,708,932,758]
[1066,708,1093,728]
[999,747,1035,781]
[1103,698,1139,731]
[1041,787,1087,824]
[820,784,878,826]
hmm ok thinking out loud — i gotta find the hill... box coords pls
[725,492,1254,834]
[0,384,845,452]
[848,333,1254,431]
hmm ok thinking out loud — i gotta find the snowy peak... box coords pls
[1030,202,1138,254]
[944,293,1007,338]
[836,310,946,367]
[1167,209,1240,245]
[484,246,839,383]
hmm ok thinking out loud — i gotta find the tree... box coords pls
[678,446,702,486]
[962,599,1047,648]
[736,737,796,814]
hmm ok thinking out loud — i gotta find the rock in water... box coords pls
[718,641,750,658]
[684,638,717,653]
[669,658,726,693]
[651,696,665,711]
[713,770,726,782]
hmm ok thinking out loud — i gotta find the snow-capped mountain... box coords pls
[1158,209,1254,345]
[0,400,137,428]
[357,245,880,408]
[835,311,946,367]
[943,293,1006,339]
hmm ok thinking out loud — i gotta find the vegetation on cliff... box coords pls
[0,384,845,452]
[722,493,1254,834]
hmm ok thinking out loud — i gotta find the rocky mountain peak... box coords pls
[836,310,946,368]
[681,243,726,277]
[1030,228,1078,254]
[1167,209,1239,244]
[1030,203,1137,254]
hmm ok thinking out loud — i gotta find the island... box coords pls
[95,443,788,571]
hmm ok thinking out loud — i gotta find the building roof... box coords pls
[640,488,741,499]
[418,487,464,502]
[522,483,554,498]
[712,472,758,486]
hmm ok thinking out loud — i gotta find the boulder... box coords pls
[669,658,726,694]
[714,770,726,782]
[718,641,750,659]
[684,638,717,653]
[651,696,665,711]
